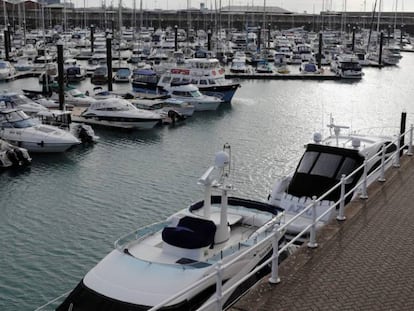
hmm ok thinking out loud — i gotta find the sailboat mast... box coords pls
[140,0,143,30]
[3,0,7,29]
[367,0,377,53]
[376,0,382,34]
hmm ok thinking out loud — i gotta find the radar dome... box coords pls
[215,151,229,168]
[352,138,361,148]
[313,132,322,143]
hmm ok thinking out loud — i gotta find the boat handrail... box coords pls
[114,220,168,250]
[148,126,414,311]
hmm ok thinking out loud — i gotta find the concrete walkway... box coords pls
[229,155,414,311]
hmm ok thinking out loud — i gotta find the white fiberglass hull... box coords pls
[72,115,160,129]
[0,126,80,153]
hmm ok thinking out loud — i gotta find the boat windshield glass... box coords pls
[190,90,201,97]
[2,111,37,128]
[0,62,7,69]
[297,150,357,181]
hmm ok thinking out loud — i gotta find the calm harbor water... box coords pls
[2,54,414,311]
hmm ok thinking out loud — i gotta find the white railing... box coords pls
[148,125,414,311]
[35,125,414,311]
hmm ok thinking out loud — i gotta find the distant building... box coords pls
[41,0,61,4]
[221,5,291,14]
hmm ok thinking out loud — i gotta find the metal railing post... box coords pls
[360,159,368,200]
[307,196,318,248]
[408,124,413,156]
[394,134,401,168]
[215,261,223,311]
[336,174,346,221]
[269,228,281,284]
[378,143,386,182]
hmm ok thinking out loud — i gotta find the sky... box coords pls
[70,0,414,13]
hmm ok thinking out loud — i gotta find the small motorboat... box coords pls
[72,98,162,130]
[91,66,109,85]
[0,109,81,153]
[164,83,223,111]
[113,67,132,83]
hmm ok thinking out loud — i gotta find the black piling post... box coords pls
[57,42,65,111]
[257,26,261,53]
[378,32,384,67]
[352,27,356,52]
[317,32,323,69]
[7,24,12,52]
[267,23,271,49]
[207,29,211,51]
[400,24,404,46]
[400,111,407,156]
[4,30,9,61]
[174,25,178,52]
[106,35,113,91]
[90,24,95,53]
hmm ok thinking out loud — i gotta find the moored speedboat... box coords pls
[165,83,223,111]
[56,145,285,311]
[268,117,397,242]
[0,92,49,115]
[131,68,159,94]
[0,109,81,153]
[72,98,162,129]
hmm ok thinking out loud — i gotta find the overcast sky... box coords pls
[70,0,414,13]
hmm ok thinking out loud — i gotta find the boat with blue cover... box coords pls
[131,68,159,93]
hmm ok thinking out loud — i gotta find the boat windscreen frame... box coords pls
[287,143,365,203]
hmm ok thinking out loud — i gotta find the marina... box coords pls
[1,50,413,310]
[2,4,414,309]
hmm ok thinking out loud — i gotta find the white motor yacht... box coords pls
[268,117,397,242]
[157,58,240,102]
[0,109,81,153]
[56,145,286,311]
[165,84,223,111]
[0,92,49,115]
[72,98,162,129]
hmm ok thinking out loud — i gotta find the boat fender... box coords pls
[13,148,27,165]
[167,110,184,124]
[77,126,93,144]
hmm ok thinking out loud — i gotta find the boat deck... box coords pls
[127,220,259,266]
[229,154,414,310]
